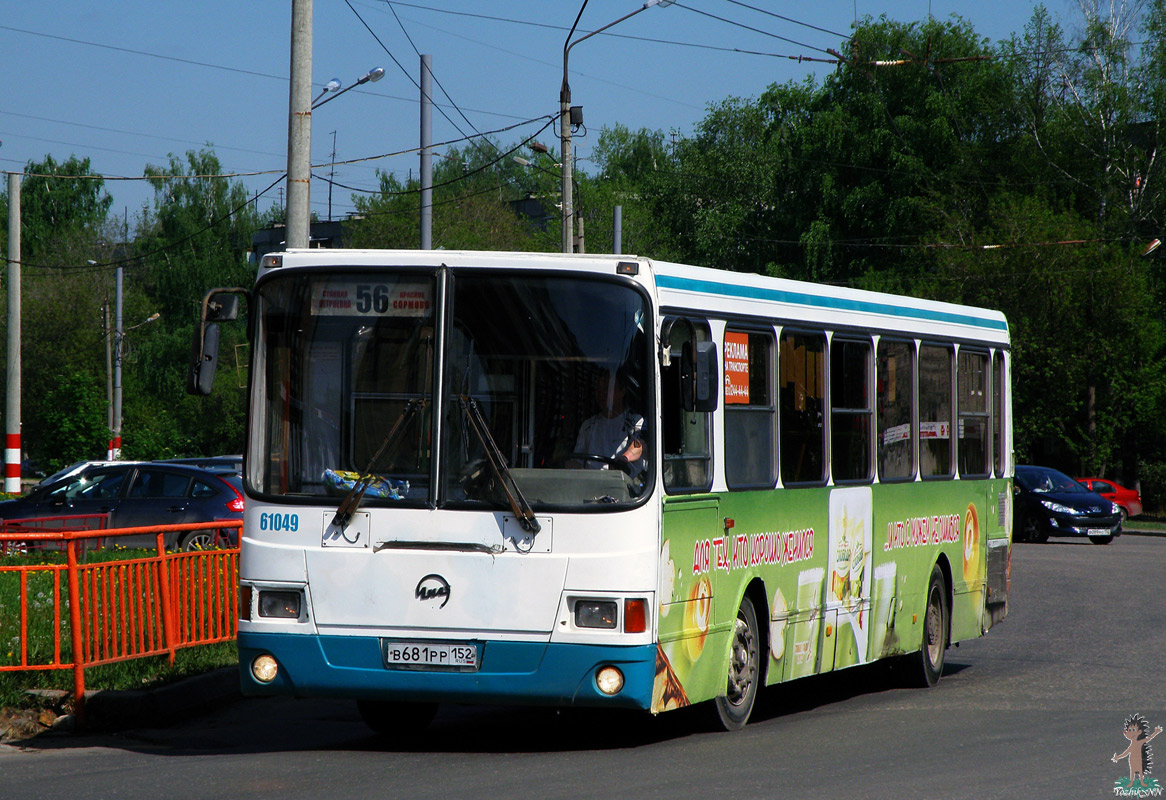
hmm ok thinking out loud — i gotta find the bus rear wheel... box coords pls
[909,565,949,688]
[712,595,761,731]
[357,699,438,737]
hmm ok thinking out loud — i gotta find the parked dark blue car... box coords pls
[0,462,244,550]
[1013,465,1122,545]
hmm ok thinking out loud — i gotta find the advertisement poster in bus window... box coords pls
[723,331,751,404]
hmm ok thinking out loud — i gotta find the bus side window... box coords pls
[919,343,954,479]
[780,330,826,484]
[662,317,712,492]
[877,339,915,481]
[993,351,1008,477]
[831,337,873,482]
[958,349,990,478]
[724,329,776,488]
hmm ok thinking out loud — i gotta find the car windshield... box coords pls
[1017,467,1087,494]
[251,269,653,511]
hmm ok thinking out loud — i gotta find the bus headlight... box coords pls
[575,600,617,629]
[596,666,624,695]
[258,590,302,619]
[251,654,279,683]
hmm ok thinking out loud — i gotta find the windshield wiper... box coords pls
[458,395,541,535]
[331,398,424,529]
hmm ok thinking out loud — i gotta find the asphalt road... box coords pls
[2,535,1163,800]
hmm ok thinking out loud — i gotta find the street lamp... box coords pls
[312,67,385,110]
[561,0,670,253]
[312,78,342,107]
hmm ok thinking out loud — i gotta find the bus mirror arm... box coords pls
[187,288,249,396]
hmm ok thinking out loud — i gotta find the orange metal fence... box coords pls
[0,519,242,727]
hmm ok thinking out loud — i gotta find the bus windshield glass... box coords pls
[251,269,653,510]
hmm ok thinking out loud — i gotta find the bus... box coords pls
[190,249,1012,732]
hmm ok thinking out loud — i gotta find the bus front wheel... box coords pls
[357,699,438,738]
[712,595,761,731]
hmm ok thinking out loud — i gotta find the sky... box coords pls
[0,0,1080,231]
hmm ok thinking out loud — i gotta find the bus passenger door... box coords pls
[658,496,721,705]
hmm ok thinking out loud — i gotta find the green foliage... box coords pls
[1138,460,1166,515]
[347,140,556,252]
[36,367,108,469]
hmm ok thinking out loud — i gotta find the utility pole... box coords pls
[420,54,433,250]
[5,173,20,492]
[104,301,113,459]
[286,0,313,249]
[613,205,622,255]
[111,264,123,460]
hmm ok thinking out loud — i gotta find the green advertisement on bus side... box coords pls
[653,480,1010,713]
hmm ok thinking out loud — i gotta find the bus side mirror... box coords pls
[681,340,719,413]
[188,322,220,396]
[206,293,240,322]
[187,287,248,396]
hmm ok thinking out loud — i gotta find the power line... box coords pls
[670,2,838,57]
[12,115,554,183]
[15,173,286,273]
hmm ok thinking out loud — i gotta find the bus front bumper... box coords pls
[238,632,656,711]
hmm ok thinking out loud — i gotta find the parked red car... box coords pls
[1076,477,1142,520]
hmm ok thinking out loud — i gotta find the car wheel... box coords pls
[711,595,761,731]
[357,699,438,737]
[907,565,948,688]
[1118,507,1128,523]
[1021,515,1047,544]
[179,531,215,551]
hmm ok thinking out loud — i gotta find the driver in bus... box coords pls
[574,369,645,478]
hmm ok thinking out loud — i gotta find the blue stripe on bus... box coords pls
[238,632,656,711]
[656,274,1008,331]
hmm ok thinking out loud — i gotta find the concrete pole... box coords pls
[560,94,573,253]
[420,54,433,250]
[105,301,113,459]
[613,205,622,255]
[5,173,20,492]
[286,0,313,249]
[112,265,123,460]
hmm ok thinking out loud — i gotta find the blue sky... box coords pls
[1,0,1076,227]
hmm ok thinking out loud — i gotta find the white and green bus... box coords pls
[191,249,1012,732]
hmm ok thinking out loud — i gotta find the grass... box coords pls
[0,546,238,711]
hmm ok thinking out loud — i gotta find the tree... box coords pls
[0,157,117,470]
[126,147,259,458]
[346,141,554,252]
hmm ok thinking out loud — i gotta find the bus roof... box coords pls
[259,249,1009,346]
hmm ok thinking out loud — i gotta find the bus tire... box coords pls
[910,565,949,688]
[356,699,438,737]
[712,595,761,731]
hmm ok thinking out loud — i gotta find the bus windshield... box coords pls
[251,269,653,511]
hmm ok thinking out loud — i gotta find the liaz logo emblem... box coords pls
[415,574,451,608]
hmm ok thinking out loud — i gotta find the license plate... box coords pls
[381,640,479,672]
[1087,528,1110,537]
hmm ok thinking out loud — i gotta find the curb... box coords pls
[1121,527,1166,538]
